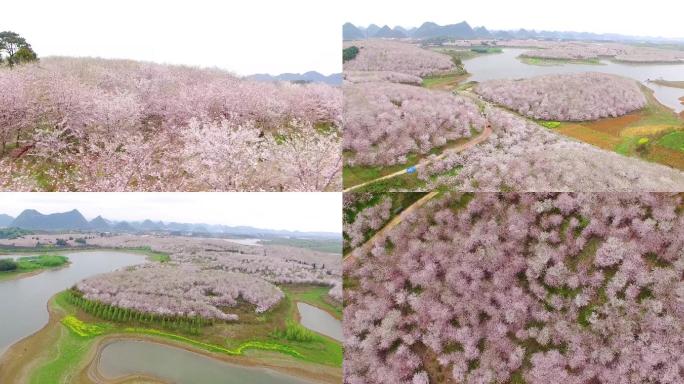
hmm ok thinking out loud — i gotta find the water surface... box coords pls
[0,251,147,354]
[224,238,263,246]
[297,302,342,342]
[463,48,684,112]
[98,340,314,384]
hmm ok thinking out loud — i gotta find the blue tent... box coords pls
[406,166,417,174]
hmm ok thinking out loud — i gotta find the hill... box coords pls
[343,22,365,40]
[247,71,342,85]
[413,21,475,39]
[11,209,90,231]
[373,25,407,38]
[343,21,684,44]
[4,209,341,239]
[88,216,111,231]
[0,214,14,227]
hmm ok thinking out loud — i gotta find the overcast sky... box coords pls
[4,0,341,75]
[343,0,684,39]
[0,193,341,233]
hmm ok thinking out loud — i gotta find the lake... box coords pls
[0,251,147,354]
[225,238,263,246]
[297,302,342,342]
[97,339,315,384]
[463,48,684,113]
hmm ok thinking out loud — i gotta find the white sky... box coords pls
[3,0,341,75]
[0,193,342,233]
[343,0,684,39]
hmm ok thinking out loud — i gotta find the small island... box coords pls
[0,254,70,282]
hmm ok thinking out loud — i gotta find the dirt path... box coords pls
[343,125,492,193]
[344,191,438,266]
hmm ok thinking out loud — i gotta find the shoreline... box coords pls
[84,335,335,384]
[0,268,45,283]
[0,293,342,384]
[0,261,72,283]
[0,247,165,283]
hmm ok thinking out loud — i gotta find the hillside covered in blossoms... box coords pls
[474,73,647,121]
[0,57,342,191]
[342,37,684,191]
[344,192,684,384]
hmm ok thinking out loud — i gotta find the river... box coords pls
[297,302,343,342]
[0,251,147,354]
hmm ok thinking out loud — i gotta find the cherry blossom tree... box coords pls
[344,82,485,166]
[344,192,684,384]
[421,108,684,191]
[474,73,646,121]
[0,57,342,191]
[343,40,456,77]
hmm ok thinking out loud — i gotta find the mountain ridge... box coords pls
[343,21,684,43]
[3,209,339,238]
[247,71,342,85]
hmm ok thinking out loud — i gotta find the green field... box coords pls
[547,85,684,169]
[519,56,602,66]
[259,237,342,254]
[648,79,684,89]
[658,131,684,151]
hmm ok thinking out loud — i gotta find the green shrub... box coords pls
[343,46,359,62]
[0,259,18,271]
[273,320,320,342]
[539,121,561,129]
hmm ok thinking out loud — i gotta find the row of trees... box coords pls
[344,192,684,384]
[65,289,207,335]
[0,31,37,67]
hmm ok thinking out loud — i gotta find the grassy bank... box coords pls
[0,245,170,262]
[518,56,602,66]
[258,237,342,254]
[0,254,69,282]
[648,79,684,89]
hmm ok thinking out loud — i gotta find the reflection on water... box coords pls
[98,340,313,384]
[463,48,684,113]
